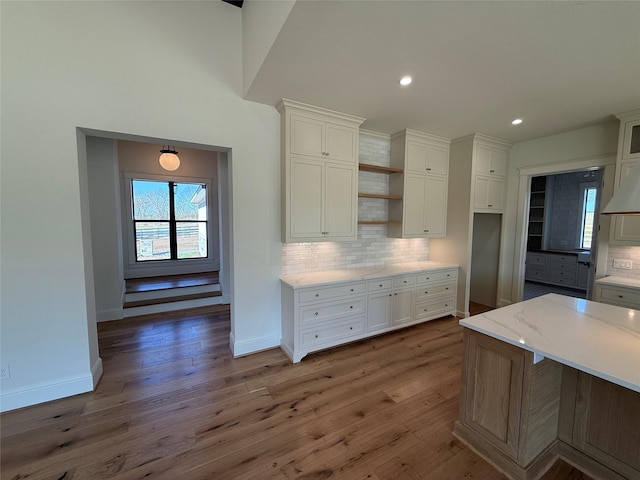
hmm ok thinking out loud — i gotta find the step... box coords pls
[124,290,222,309]
[124,283,221,304]
[123,294,227,318]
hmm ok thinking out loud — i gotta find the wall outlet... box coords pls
[0,364,10,380]
[613,259,633,270]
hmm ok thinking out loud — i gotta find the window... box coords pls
[579,183,597,250]
[131,179,208,262]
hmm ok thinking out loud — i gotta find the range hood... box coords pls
[601,166,640,215]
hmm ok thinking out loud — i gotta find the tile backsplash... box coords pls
[282,131,430,275]
[605,245,640,280]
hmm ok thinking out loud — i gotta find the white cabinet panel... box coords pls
[391,288,414,325]
[367,290,392,331]
[325,123,358,163]
[403,174,447,237]
[611,161,640,244]
[290,159,323,239]
[473,175,505,211]
[325,163,357,238]
[475,144,508,176]
[291,114,325,159]
[406,140,449,175]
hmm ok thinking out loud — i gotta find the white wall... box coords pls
[242,0,296,96]
[87,137,124,322]
[0,1,281,411]
[500,122,619,304]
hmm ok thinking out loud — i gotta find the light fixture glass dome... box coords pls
[159,146,180,171]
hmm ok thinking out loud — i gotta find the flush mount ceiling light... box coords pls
[159,145,180,171]
[399,76,413,87]
[512,118,524,125]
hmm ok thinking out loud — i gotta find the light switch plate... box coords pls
[613,259,633,270]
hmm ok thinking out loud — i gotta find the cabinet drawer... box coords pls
[299,317,365,348]
[548,254,577,265]
[525,266,547,282]
[416,269,457,284]
[393,275,415,287]
[549,262,577,275]
[600,286,640,308]
[415,282,456,303]
[415,297,455,320]
[548,274,577,287]
[299,282,366,303]
[367,279,392,291]
[526,253,547,267]
[299,298,365,326]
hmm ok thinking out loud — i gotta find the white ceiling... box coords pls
[244,0,640,144]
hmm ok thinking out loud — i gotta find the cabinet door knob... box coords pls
[315,294,319,297]
[350,288,354,292]
[426,167,431,171]
[379,284,383,287]
[314,312,319,316]
[618,295,624,298]
[315,334,319,338]
[490,169,495,173]
[424,291,428,294]
[403,280,407,283]
[488,204,493,207]
[350,305,353,309]
[349,326,353,330]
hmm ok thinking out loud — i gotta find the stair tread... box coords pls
[124,291,222,309]
[125,272,219,294]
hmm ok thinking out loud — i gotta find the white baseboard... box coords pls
[0,373,94,413]
[497,298,512,308]
[230,331,280,358]
[91,357,103,388]
[97,308,123,322]
[457,308,470,318]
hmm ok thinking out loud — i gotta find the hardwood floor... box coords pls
[1,306,592,479]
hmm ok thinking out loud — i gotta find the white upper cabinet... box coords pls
[278,99,365,243]
[475,143,508,177]
[472,138,510,213]
[389,129,450,238]
[290,113,359,163]
[405,139,449,175]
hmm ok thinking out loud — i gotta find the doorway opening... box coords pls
[523,169,603,301]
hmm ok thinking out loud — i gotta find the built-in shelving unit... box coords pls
[357,162,404,226]
[527,176,547,251]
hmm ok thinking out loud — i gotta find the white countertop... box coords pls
[460,294,640,393]
[280,261,459,288]
[595,275,640,290]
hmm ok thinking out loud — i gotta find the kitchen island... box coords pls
[454,294,640,480]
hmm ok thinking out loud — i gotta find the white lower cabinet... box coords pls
[281,267,458,362]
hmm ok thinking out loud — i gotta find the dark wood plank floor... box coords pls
[0,306,593,479]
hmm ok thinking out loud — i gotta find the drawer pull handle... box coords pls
[350,288,354,292]
[315,294,319,297]
[424,308,428,312]
[314,312,319,316]
[403,280,407,283]
[618,295,624,298]
[445,304,449,307]
[315,334,318,338]
[350,306,353,309]
[350,327,353,330]
[379,284,383,287]
[445,287,449,290]
[488,204,493,207]
[490,169,495,173]
[425,277,430,280]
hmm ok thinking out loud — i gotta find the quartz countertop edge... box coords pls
[460,293,640,393]
[594,275,640,289]
[280,261,459,288]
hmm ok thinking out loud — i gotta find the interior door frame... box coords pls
[512,155,616,303]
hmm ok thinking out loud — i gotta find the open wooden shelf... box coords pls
[358,193,403,200]
[358,220,402,226]
[358,163,403,174]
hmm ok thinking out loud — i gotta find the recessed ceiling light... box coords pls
[512,118,523,125]
[399,76,412,86]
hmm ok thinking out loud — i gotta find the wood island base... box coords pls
[455,328,640,480]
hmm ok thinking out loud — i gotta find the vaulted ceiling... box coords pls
[244,1,640,144]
